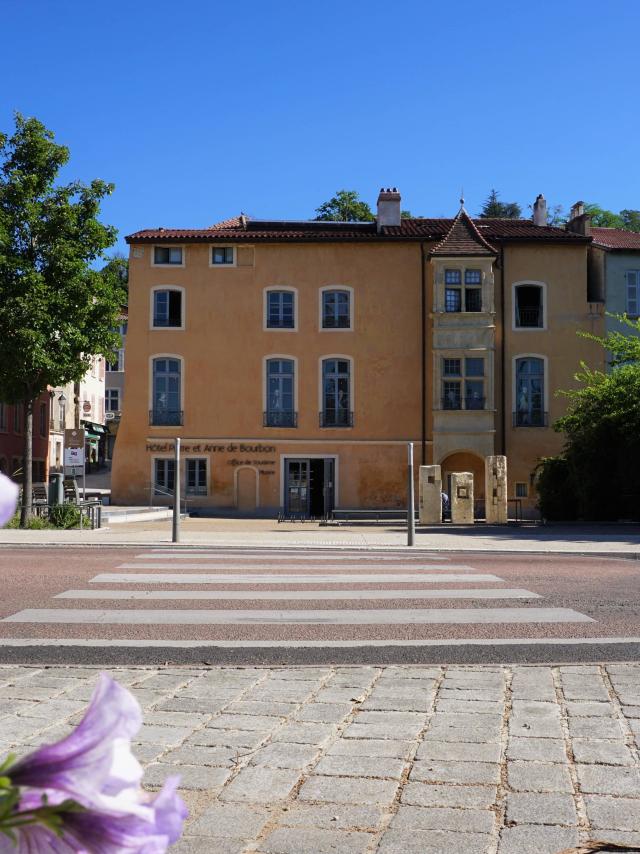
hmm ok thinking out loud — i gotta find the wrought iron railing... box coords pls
[149,409,183,426]
[513,410,548,427]
[319,410,353,428]
[263,411,297,428]
[516,307,542,327]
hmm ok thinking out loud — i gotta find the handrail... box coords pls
[146,481,189,515]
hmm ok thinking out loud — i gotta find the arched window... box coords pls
[151,358,182,425]
[322,289,351,329]
[514,283,544,328]
[321,358,352,427]
[264,359,296,427]
[515,357,545,426]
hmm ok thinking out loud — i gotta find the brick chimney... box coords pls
[566,200,591,236]
[533,193,547,227]
[376,187,401,232]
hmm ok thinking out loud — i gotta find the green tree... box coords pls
[620,209,640,233]
[0,114,124,525]
[99,253,128,296]
[478,189,522,219]
[315,190,374,222]
[535,316,640,521]
[583,203,624,229]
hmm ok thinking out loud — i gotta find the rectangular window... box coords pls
[211,247,234,265]
[106,349,125,372]
[152,358,182,425]
[626,271,639,315]
[515,357,545,426]
[39,403,47,437]
[322,358,352,427]
[13,405,22,433]
[154,246,183,265]
[267,291,295,329]
[444,268,483,312]
[443,359,461,376]
[265,359,296,427]
[153,290,182,327]
[106,389,120,413]
[154,459,175,495]
[0,403,6,432]
[442,357,485,410]
[515,482,528,498]
[186,458,207,495]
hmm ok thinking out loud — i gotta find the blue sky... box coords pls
[2,0,639,255]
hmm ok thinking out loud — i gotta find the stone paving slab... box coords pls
[1,663,640,852]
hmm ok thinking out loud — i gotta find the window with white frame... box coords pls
[266,291,295,329]
[154,246,183,265]
[186,458,207,495]
[445,269,482,313]
[442,357,485,410]
[153,290,182,327]
[106,349,125,372]
[322,290,351,329]
[626,271,640,315]
[321,358,352,427]
[514,357,545,426]
[154,459,175,495]
[265,359,296,427]
[106,389,120,413]
[211,246,234,265]
[515,284,544,328]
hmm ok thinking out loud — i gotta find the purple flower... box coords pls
[0,473,18,526]
[3,674,187,852]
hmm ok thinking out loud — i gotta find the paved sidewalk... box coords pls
[1,665,640,852]
[1,517,640,555]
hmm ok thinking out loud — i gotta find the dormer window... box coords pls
[445,269,482,313]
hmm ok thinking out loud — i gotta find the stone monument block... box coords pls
[451,471,474,524]
[485,455,508,525]
[419,465,442,524]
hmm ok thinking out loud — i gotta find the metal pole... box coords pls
[407,442,415,547]
[172,437,181,543]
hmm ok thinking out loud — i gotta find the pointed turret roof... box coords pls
[430,204,497,257]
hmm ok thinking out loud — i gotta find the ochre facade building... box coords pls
[111,190,604,517]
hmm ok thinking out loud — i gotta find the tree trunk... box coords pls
[20,397,35,528]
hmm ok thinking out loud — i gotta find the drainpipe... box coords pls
[499,246,506,456]
[420,242,427,465]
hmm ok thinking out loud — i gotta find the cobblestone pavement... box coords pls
[1,664,640,853]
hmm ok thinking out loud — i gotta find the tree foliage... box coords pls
[315,190,374,222]
[583,203,625,229]
[478,189,522,219]
[535,316,640,521]
[0,113,124,524]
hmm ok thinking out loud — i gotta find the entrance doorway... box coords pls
[284,457,335,518]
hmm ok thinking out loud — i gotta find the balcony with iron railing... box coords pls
[516,307,542,328]
[319,410,354,428]
[442,397,486,411]
[149,409,183,426]
[513,410,548,427]
[263,411,298,428]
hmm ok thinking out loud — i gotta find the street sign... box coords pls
[64,447,83,467]
[82,401,92,414]
[65,428,85,449]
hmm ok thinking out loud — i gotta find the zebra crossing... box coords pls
[0,548,595,645]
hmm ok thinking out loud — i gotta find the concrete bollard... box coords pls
[419,465,443,524]
[485,455,508,524]
[451,472,474,524]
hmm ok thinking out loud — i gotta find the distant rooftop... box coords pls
[591,227,640,251]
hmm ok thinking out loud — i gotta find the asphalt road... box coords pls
[0,546,639,665]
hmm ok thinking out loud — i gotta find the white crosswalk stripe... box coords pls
[0,549,596,644]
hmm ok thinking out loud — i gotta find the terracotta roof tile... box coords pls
[429,208,497,256]
[591,227,640,250]
[127,217,589,245]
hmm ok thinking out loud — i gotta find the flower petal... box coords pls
[0,473,18,527]
[10,673,143,807]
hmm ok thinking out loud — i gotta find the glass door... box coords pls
[285,459,309,515]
